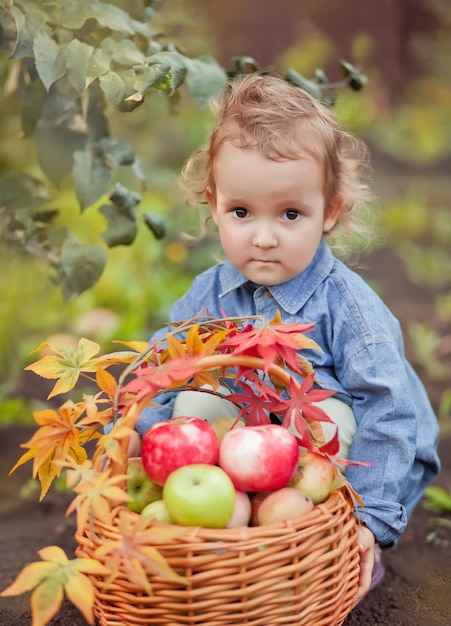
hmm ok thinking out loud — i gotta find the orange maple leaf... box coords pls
[9,400,100,499]
[94,510,189,595]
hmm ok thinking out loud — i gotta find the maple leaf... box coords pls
[120,355,205,404]
[227,380,282,426]
[64,462,131,529]
[219,311,319,374]
[9,400,100,499]
[93,420,136,466]
[275,375,336,447]
[0,545,109,626]
[94,510,189,595]
[25,337,103,399]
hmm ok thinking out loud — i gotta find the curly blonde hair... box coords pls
[180,72,373,246]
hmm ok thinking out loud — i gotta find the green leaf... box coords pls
[33,31,66,91]
[184,55,227,108]
[86,84,110,142]
[229,56,261,75]
[340,60,367,91]
[0,172,52,211]
[20,79,47,137]
[133,63,171,95]
[64,39,94,94]
[99,71,127,108]
[143,212,166,240]
[109,183,141,217]
[98,138,135,167]
[60,241,107,301]
[99,203,138,247]
[9,4,47,60]
[86,48,111,86]
[73,151,112,211]
[284,69,324,102]
[99,69,137,110]
[36,119,87,187]
[145,50,188,94]
[101,37,146,67]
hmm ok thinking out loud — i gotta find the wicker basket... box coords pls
[75,487,359,626]
[73,328,360,626]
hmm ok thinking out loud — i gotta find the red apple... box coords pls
[141,417,219,486]
[218,424,299,492]
[289,451,336,504]
[256,488,314,525]
[250,491,273,526]
[227,490,252,528]
[163,464,236,528]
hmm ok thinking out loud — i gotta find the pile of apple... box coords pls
[126,416,337,529]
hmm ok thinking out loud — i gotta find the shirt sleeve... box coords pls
[342,340,422,545]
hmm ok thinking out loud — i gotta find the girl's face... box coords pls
[206,142,341,286]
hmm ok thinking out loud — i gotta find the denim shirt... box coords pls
[137,239,440,546]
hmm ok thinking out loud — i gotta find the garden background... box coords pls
[1,1,450,624]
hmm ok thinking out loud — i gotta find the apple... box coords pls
[163,464,236,528]
[227,490,252,528]
[141,417,219,486]
[289,451,336,504]
[250,491,273,526]
[256,488,314,525]
[218,424,299,492]
[126,457,163,513]
[211,417,245,443]
[141,499,173,524]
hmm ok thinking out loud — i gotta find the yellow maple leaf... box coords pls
[0,545,109,626]
[64,463,131,528]
[26,337,102,399]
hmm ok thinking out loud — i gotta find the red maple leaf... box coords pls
[227,380,282,426]
[219,315,317,374]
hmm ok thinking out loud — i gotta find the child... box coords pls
[132,73,440,604]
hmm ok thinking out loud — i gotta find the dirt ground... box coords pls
[1,248,450,626]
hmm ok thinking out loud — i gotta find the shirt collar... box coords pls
[218,239,335,315]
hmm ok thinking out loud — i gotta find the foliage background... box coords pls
[1,0,450,432]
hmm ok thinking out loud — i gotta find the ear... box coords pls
[323,196,343,233]
[205,186,219,225]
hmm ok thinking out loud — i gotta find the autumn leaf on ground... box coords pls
[0,545,109,626]
[25,337,102,398]
[94,510,189,595]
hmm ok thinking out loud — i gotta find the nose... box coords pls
[252,222,277,248]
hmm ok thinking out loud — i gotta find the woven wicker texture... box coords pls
[75,488,359,626]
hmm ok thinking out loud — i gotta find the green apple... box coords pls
[127,457,163,513]
[141,499,173,524]
[163,464,236,528]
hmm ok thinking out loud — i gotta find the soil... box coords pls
[1,247,450,626]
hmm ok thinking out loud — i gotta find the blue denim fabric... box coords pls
[136,239,440,546]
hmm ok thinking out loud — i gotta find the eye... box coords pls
[284,209,300,221]
[232,207,249,219]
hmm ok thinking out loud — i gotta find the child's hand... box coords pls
[352,525,376,607]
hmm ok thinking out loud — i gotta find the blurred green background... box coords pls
[1,0,450,429]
